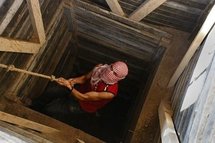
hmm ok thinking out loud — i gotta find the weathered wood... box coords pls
[163,1,202,15]
[0,100,103,143]
[74,7,160,46]
[172,0,207,10]
[129,0,167,21]
[0,37,40,53]
[159,101,179,143]
[0,63,57,81]
[0,0,45,53]
[119,0,204,32]
[26,0,46,44]
[0,0,23,34]
[73,0,172,44]
[2,1,30,37]
[78,36,149,71]
[143,12,194,32]
[0,121,52,143]
[74,7,161,44]
[168,4,215,87]
[0,111,59,133]
[4,2,65,100]
[76,19,156,53]
[105,0,125,16]
[77,32,152,62]
[23,20,73,99]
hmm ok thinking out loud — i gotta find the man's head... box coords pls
[101,61,128,84]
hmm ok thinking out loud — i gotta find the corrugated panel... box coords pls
[172,26,215,142]
[171,47,201,142]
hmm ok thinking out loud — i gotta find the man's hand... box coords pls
[56,77,74,90]
[68,78,76,85]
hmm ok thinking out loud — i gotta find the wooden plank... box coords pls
[73,0,172,45]
[0,100,103,143]
[74,7,160,46]
[105,0,125,16]
[0,0,23,34]
[0,37,40,53]
[168,4,215,87]
[26,0,46,44]
[0,0,46,53]
[158,101,179,143]
[0,121,52,143]
[5,2,65,100]
[0,111,59,134]
[77,32,152,62]
[129,0,167,21]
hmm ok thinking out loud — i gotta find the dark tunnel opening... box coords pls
[29,37,156,142]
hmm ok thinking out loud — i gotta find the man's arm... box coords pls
[71,88,114,101]
[69,71,92,85]
[56,70,93,89]
[69,64,102,85]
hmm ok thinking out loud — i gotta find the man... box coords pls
[56,61,128,113]
[30,61,128,115]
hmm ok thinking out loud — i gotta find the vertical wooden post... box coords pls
[26,0,46,44]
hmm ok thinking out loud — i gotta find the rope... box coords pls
[0,63,57,81]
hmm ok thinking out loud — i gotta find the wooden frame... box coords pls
[0,0,23,34]
[0,0,46,53]
[159,101,179,143]
[105,0,124,16]
[0,100,103,143]
[0,111,59,134]
[129,0,167,21]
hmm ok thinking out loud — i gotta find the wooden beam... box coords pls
[0,111,59,134]
[74,0,172,43]
[105,0,124,16]
[26,0,46,44]
[0,121,53,143]
[0,0,46,53]
[0,37,40,53]
[0,100,103,143]
[168,4,215,87]
[0,0,23,34]
[158,101,179,143]
[129,0,167,21]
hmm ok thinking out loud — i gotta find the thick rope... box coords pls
[0,64,57,81]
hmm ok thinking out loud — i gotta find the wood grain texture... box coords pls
[129,0,167,21]
[26,0,46,44]
[0,37,40,53]
[106,0,125,16]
